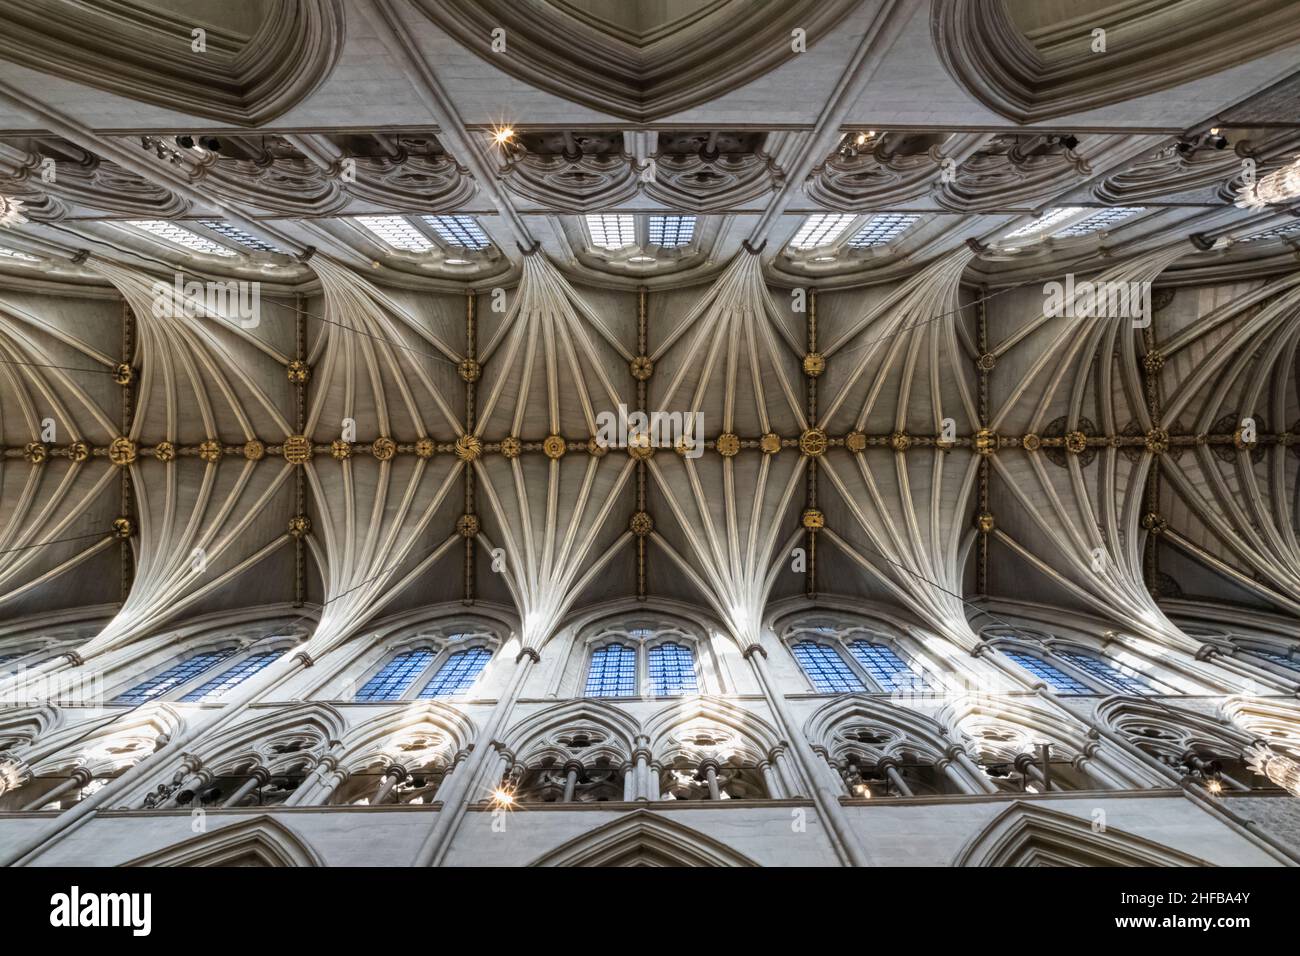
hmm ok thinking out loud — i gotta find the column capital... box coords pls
[742,643,768,660]
[516,646,541,664]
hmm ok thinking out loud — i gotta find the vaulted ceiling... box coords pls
[1,0,1299,653]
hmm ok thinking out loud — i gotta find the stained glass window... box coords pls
[417,647,491,698]
[791,641,865,693]
[127,220,237,256]
[113,650,236,704]
[846,214,918,248]
[647,642,698,696]
[1003,651,1092,695]
[422,215,490,250]
[648,215,695,247]
[585,643,637,697]
[179,650,284,701]
[789,213,855,249]
[354,649,435,701]
[356,216,434,252]
[848,641,930,691]
[1058,652,1152,695]
[1246,649,1300,672]
[585,214,636,249]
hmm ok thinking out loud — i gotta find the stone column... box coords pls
[744,644,871,866]
[21,768,93,812]
[222,766,270,808]
[700,760,722,800]
[947,746,998,794]
[373,765,406,805]
[562,761,581,802]
[415,646,539,866]
[878,757,913,798]
[759,760,782,799]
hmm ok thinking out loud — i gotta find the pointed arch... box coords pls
[529,809,759,867]
[953,801,1213,867]
[123,815,323,867]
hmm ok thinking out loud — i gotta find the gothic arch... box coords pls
[952,801,1213,867]
[805,695,955,764]
[644,697,781,761]
[529,809,759,867]
[123,815,324,867]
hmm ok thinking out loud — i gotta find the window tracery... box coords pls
[577,620,707,699]
[784,618,937,695]
[350,626,498,703]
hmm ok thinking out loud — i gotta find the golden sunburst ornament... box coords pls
[243,439,266,461]
[373,437,397,461]
[283,435,314,464]
[109,437,137,466]
[543,435,567,459]
[716,433,741,457]
[455,433,482,462]
[799,428,828,457]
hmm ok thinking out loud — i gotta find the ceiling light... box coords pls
[127,219,237,256]
[585,213,635,250]
[356,215,434,253]
[445,257,470,265]
[789,213,854,250]
[628,254,655,263]
[492,127,515,147]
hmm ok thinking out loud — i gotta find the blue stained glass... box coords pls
[848,641,930,691]
[1058,652,1152,695]
[180,650,284,701]
[585,644,637,697]
[648,642,698,696]
[791,641,865,693]
[648,215,695,247]
[1248,649,1300,673]
[418,648,491,698]
[355,649,435,701]
[113,650,235,704]
[1003,651,1092,695]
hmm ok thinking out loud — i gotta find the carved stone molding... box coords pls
[933,0,1300,124]
[0,0,345,127]
[411,0,860,121]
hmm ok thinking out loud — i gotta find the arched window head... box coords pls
[355,649,435,702]
[647,642,698,696]
[1002,650,1092,695]
[847,640,931,692]
[791,641,865,693]
[179,650,285,702]
[1056,652,1152,695]
[418,647,491,699]
[112,650,236,705]
[585,643,637,697]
